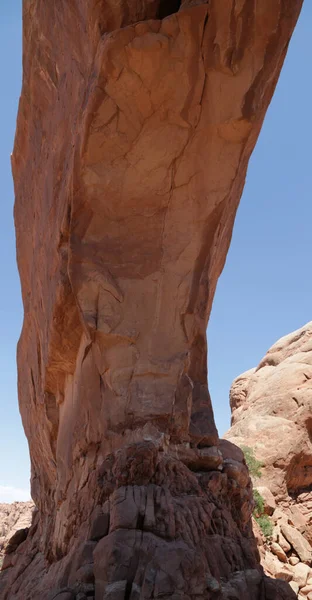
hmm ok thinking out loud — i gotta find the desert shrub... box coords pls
[241,446,262,478]
[253,489,264,517]
[256,514,273,539]
[240,447,272,538]
[252,489,273,539]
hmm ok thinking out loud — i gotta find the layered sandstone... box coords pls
[226,322,312,599]
[0,1,303,598]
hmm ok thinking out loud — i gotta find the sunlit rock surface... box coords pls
[226,322,312,598]
[0,0,303,598]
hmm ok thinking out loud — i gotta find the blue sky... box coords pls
[0,2,311,502]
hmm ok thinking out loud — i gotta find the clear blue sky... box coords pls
[0,2,311,502]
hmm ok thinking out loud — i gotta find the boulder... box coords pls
[271,542,287,563]
[289,505,307,533]
[256,487,276,516]
[292,563,311,589]
[281,525,312,564]
[274,564,294,582]
[279,531,292,554]
[262,552,279,577]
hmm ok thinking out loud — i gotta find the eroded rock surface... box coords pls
[0,0,303,598]
[227,322,312,502]
[226,322,312,599]
[0,502,34,564]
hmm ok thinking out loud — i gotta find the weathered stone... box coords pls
[279,532,292,554]
[0,503,34,564]
[75,564,94,584]
[255,487,276,516]
[5,529,29,555]
[175,446,223,471]
[223,459,250,488]
[274,510,290,526]
[289,556,300,566]
[206,576,221,592]
[219,440,244,464]
[0,0,304,598]
[292,563,311,589]
[274,565,294,583]
[271,543,287,564]
[289,505,307,533]
[282,525,312,564]
[226,323,312,591]
[226,323,312,501]
[89,512,110,542]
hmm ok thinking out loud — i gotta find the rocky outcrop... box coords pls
[0,1,303,598]
[227,321,312,504]
[226,322,312,599]
[0,502,34,565]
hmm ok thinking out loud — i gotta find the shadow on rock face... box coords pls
[286,453,312,498]
[0,442,297,599]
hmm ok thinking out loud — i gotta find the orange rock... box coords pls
[271,542,287,564]
[226,323,312,501]
[227,323,312,588]
[292,563,311,588]
[1,0,303,598]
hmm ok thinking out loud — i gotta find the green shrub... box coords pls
[256,514,273,539]
[252,489,273,539]
[241,446,262,478]
[253,489,264,518]
[240,446,272,539]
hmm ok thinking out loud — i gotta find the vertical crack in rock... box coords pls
[0,0,304,598]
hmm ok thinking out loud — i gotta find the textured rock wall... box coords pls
[0,1,303,598]
[226,322,312,502]
[226,322,312,599]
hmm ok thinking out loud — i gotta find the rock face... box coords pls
[227,322,312,503]
[226,322,312,599]
[0,1,303,599]
[0,502,34,564]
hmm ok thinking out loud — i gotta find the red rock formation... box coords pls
[0,1,303,598]
[0,502,34,565]
[226,322,312,599]
[227,322,312,503]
